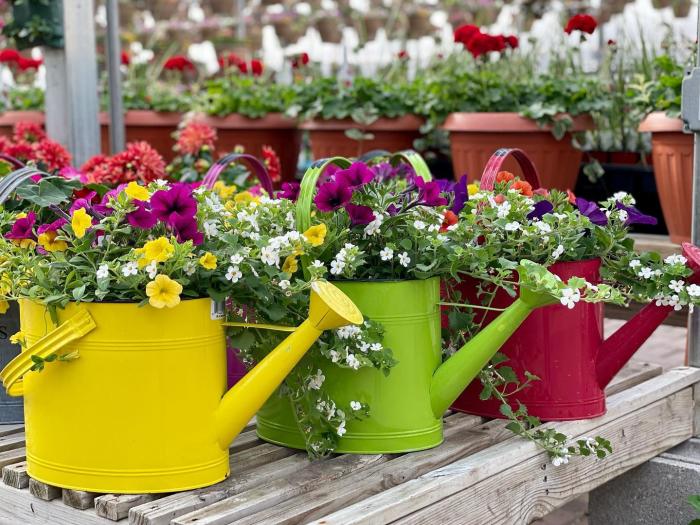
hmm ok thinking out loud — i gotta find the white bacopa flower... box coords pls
[154,179,168,188]
[330,259,345,275]
[413,220,426,230]
[398,252,410,267]
[669,280,685,293]
[346,353,361,370]
[364,213,383,236]
[308,369,325,390]
[121,262,138,277]
[96,264,109,279]
[183,261,197,276]
[311,259,325,269]
[336,421,346,437]
[496,201,511,219]
[370,342,383,352]
[337,325,361,339]
[203,221,219,237]
[230,253,244,265]
[329,350,340,363]
[617,210,629,222]
[637,267,653,279]
[688,284,700,297]
[629,259,641,269]
[559,288,581,309]
[260,246,280,267]
[665,254,688,266]
[613,191,635,204]
[504,221,521,232]
[145,261,158,279]
[552,244,564,260]
[226,266,242,283]
[534,221,552,234]
[380,247,394,261]
[278,279,291,290]
[359,342,370,353]
[350,401,362,411]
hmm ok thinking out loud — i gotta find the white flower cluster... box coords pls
[260,231,303,268]
[330,243,360,276]
[329,323,384,370]
[307,369,325,390]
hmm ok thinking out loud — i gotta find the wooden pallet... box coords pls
[0,361,696,525]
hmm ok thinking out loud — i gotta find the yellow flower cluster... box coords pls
[146,274,183,309]
[134,237,174,268]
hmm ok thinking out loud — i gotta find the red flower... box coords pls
[81,154,110,182]
[163,55,195,72]
[496,171,515,184]
[564,14,597,35]
[0,135,11,153]
[511,179,533,197]
[466,33,506,58]
[505,35,519,49]
[493,194,506,204]
[121,51,130,65]
[32,140,72,172]
[238,59,263,76]
[262,145,281,184]
[0,49,20,63]
[176,121,217,156]
[218,52,243,69]
[607,39,617,46]
[440,210,458,232]
[5,142,34,161]
[397,50,409,60]
[291,53,309,69]
[17,57,42,71]
[13,121,45,143]
[454,24,480,46]
[566,189,577,204]
[84,143,165,186]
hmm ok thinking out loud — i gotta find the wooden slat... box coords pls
[0,482,106,524]
[397,389,694,524]
[0,446,26,470]
[311,367,700,524]
[233,442,297,472]
[2,461,28,489]
[63,489,98,510]
[228,428,261,454]
[0,432,25,453]
[95,494,159,521]
[29,478,61,501]
[0,425,24,437]
[605,360,662,396]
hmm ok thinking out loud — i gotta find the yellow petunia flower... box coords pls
[12,239,36,250]
[146,274,183,309]
[0,301,9,315]
[213,181,237,200]
[15,212,27,219]
[199,252,217,270]
[467,183,479,196]
[38,231,68,252]
[303,224,327,247]
[71,208,92,239]
[134,237,174,267]
[234,191,259,205]
[124,181,151,202]
[282,255,298,274]
[9,331,24,345]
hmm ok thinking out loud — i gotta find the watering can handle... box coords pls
[479,148,542,191]
[0,166,49,205]
[357,149,432,183]
[201,153,274,195]
[0,154,24,170]
[0,308,96,397]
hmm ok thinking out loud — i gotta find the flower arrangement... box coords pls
[0,47,44,112]
[0,122,71,173]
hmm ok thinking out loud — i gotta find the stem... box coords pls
[439,301,507,312]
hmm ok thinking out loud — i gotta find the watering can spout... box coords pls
[596,242,700,388]
[430,268,557,418]
[215,281,363,449]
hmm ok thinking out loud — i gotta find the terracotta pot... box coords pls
[0,110,45,138]
[200,113,301,182]
[443,112,593,190]
[315,16,343,43]
[100,110,181,161]
[639,112,693,244]
[301,115,424,160]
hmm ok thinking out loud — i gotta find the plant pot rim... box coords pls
[21,296,211,308]
[99,110,183,126]
[300,115,424,132]
[0,110,45,125]
[638,111,685,133]
[442,112,593,133]
[331,276,439,284]
[199,113,298,130]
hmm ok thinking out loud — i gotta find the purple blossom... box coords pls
[317,164,341,186]
[127,201,157,229]
[151,184,198,227]
[278,182,301,201]
[314,181,353,212]
[171,214,203,245]
[69,191,98,214]
[93,184,127,216]
[371,162,396,180]
[5,212,36,241]
[415,178,448,207]
[450,176,468,215]
[37,218,67,235]
[615,201,657,226]
[576,198,608,226]
[527,200,555,221]
[346,204,376,226]
[335,162,375,188]
[387,203,399,216]
[59,166,86,183]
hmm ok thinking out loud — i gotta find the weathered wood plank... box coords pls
[233,442,297,472]
[0,446,26,470]
[2,461,28,489]
[605,361,662,396]
[397,389,694,525]
[694,382,700,438]
[64,489,98,510]
[0,482,107,524]
[96,494,159,521]
[29,477,61,501]
[0,424,24,437]
[311,367,700,524]
[229,428,262,454]
[0,432,25,453]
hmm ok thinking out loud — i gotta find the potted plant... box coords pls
[294,76,424,160]
[0,48,44,137]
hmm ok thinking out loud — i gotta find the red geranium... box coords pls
[121,51,130,65]
[397,50,409,60]
[176,121,217,156]
[238,59,263,76]
[505,35,519,49]
[0,49,20,63]
[32,139,72,172]
[218,52,243,69]
[17,56,42,71]
[466,33,506,58]
[496,171,515,184]
[163,55,195,72]
[262,145,281,183]
[291,53,310,69]
[564,14,597,35]
[83,142,165,185]
[511,179,533,197]
[454,24,480,46]
[13,122,46,143]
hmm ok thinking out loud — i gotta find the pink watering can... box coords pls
[450,148,700,420]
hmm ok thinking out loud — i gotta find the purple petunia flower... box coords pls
[527,200,555,221]
[127,201,157,229]
[5,211,36,241]
[278,182,301,201]
[371,162,396,180]
[171,214,203,245]
[576,198,608,226]
[69,191,98,214]
[450,176,468,215]
[93,184,127,216]
[346,204,376,226]
[415,178,448,207]
[387,203,399,216]
[37,218,67,235]
[317,164,341,186]
[151,184,198,227]
[314,181,353,212]
[615,201,657,226]
[336,162,375,188]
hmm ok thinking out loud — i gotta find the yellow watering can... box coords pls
[0,281,362,493]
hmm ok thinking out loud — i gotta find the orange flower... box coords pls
[566,189,576,204]
[494,194,506,204]
[496,171,515,184]
[440,210,458,232]
[511,180,533,197]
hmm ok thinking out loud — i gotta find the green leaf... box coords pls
[688,495,700,513]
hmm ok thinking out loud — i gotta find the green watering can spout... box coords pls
[429,265,558,418]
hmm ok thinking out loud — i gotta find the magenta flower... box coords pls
[336,162,374,188]
[314,181,353,212]
[5,211,36,241]
[278,182,301,201]
[127,201,157,229]
[151,184,198,227]
[346,204,376,226]
[576,198,608,226]
[69,191,98,214]
[317,164,341,186]
[415,178,448,207]
[37,218,67,235]
[171,214,203,245]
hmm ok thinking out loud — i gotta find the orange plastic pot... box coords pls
[100,111,181,160]
[443,112,593,189]
[0,110,44,138]
[302,116,424,160]
[639,112,693,244]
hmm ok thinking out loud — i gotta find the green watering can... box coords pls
[256,154,557,453]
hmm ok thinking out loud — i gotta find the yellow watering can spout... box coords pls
[215,281,363,449]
